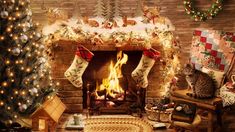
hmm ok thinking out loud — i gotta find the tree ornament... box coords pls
[35,32,41,39]
[30,88,38,95]
[38,57,46,64]
[12,47,21,56]
[1,11,9,18]
[20,34,28,43]
[26,9,32,16]
[19,104,28,112]
[6,67,13,77]
[183,0,224,21]
[39,45,45,51]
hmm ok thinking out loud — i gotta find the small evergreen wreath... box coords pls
[183,0,224,21]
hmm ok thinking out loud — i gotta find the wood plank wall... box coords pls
[31,0,235,64]
[30,0,235,112]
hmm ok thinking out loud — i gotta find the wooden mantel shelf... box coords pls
[55,39,162,51]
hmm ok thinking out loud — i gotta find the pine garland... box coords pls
[183,0,224,21]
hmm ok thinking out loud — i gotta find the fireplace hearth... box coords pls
[82,51,144,115]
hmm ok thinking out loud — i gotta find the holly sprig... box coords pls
[183,0,224,21]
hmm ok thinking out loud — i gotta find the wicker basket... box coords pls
[145,105,172,122]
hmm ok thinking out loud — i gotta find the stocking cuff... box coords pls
[143,48,160,60]
[76,44,94,62]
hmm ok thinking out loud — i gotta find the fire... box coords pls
[96,51,128,99]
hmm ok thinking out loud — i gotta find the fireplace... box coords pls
[82,51,144,114]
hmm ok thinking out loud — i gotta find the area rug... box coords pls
[84,116,153,132]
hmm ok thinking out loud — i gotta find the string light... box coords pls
[21,2,25,5]
[2,81,8,87]
[9,72,14,77]
[26,67,31,72]
[7,106,11,110]
[6,27,12,32]
[14,90,19,95]
[5,60,10,64]
[0,36,4,40]
[56,82,60,86]
[20,67,24,70]
[19,60,23,64]
[13,36,18,40]
[0,90,4,94]
[0,101,4,106]
[16,12,21,17]
[8,16,12,21]
[14,115,17,118]
[21,91,26,95]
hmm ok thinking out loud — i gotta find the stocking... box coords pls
[131,48,160,88]
[64,45,94,88]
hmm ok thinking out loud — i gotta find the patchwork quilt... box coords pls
[191,29,235,73]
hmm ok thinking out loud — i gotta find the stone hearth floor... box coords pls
[57,107,235,132]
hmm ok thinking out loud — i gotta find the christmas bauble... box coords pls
[1,11,9,18]
[9,0,15,3]
[19,104,27,112]
[30,88,38,95]
[35,32,41,39]
[20,34,28,43]
[39,45,45,50]
[6,68,12,77]
[24,22,31,28]
[22,22,31,32]
[38,57,46,64]
[27,10,32,16]
[12,47,21,56]
[33,80,39,86]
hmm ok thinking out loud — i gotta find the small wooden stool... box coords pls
[170,114,201,132]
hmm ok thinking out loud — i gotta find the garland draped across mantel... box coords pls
[183,0,224,21]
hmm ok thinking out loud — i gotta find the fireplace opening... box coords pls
[82,51,143,114]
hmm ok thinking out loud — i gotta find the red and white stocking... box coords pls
[64,45,94,88]
[131,48,160,88]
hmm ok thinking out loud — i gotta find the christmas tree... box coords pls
[108,0,122,20]
[94,0,105,17]
[135,0,144,17]
[108,1,115,20]
[72,2,82,18]
[113,0,122,18]
[0,0,57,122]
[105,0,112,20]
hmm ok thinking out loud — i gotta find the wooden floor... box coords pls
[57,107,235,132]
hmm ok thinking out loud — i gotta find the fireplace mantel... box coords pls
[52,39,164,52]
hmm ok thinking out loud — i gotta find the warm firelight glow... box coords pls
[95,51,128,99]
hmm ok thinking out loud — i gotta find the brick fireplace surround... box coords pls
[51,40,165,113]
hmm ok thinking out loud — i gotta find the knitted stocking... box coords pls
[131,48,160,88]
[64,45,94,88]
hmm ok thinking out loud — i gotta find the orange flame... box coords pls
[96,51,128,98]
